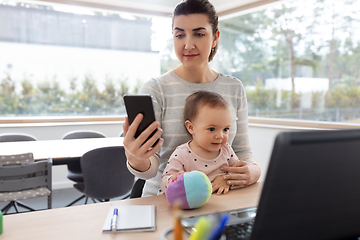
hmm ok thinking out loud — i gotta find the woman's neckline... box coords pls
[170,70,221,85]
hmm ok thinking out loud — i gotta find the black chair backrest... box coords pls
[63,131,106,140]
[0,133,37,142]
[80,146,134,200]
[130,178,145,199]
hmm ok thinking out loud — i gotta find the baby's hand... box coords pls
[211,175,230,195]
[168,171,186,184]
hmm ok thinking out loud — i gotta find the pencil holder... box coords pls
[166,170,212,209]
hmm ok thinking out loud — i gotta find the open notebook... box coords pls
[102,205,156,233]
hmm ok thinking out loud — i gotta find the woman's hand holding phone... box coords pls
[122,113,163,172]
[122,94,164,172]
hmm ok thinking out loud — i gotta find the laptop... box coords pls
[182,129,360,240]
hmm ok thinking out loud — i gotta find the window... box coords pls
[213,0,360,123]
[2,0,360,125]
[160,0,360,124]
[0,1,169,117]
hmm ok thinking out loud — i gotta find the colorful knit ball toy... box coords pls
[166,170,212,209]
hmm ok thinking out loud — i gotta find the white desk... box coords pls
[0,137,123,165]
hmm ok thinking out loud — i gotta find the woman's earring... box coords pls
[211,47,215,54]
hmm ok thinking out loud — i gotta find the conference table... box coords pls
[0,137,124,165]
[1,182,263,240]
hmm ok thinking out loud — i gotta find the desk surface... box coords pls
[1,182,263,240]
[0,137,123,164]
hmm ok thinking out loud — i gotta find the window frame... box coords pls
[1,116,359,130]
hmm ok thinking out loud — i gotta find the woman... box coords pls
[123,0,261,197]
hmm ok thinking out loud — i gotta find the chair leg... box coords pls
[66,195,86,207]
[2,200,46,214]
[48,194,52,209]
[16,201,36,211]
[1,202,15,214]
[13,202,19,213]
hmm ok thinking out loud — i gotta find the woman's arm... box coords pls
[123,114,164,178]
[222,145,261,189]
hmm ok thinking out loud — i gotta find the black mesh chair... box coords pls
[77,146,134,203]
[0,133,37,142]
[62,131,106,206]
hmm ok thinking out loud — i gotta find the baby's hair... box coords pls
[184,90,229,123]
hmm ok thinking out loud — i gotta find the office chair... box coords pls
[130,178,146,198]
[0,153,52,214]
[77,146,134,203]
[0,133,37,142]
[62,130,106,206]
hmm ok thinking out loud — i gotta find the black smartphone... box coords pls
[123,94,159,147]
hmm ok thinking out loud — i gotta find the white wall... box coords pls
[248,126,292,181]
[1,122,289,189]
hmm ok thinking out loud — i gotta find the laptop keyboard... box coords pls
[181,206,257,240]
[223,218,255,240]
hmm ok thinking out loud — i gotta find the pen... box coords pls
[207,213,229,240]
[111,208,118,232]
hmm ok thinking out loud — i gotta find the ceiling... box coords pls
[35,0,280,17]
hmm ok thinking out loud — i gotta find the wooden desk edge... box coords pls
[1,182,264,240]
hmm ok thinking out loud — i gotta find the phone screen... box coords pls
[123,94,159,147]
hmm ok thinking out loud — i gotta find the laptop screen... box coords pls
[251,129,360,240]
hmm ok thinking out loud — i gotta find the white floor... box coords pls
[0,187,130,215]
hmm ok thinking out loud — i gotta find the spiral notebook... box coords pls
[102,205,156,233]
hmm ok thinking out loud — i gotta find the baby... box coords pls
[159,90,239,195]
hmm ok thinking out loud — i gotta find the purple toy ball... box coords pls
[166,170,212,209]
